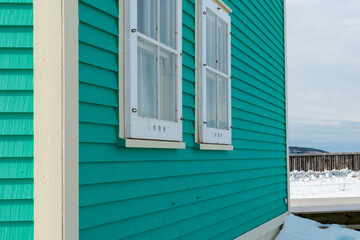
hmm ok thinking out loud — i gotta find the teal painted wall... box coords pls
[79,0,287,239]
[0,0,34,239]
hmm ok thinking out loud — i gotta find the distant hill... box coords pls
[289,146,328,154]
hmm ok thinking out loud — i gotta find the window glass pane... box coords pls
[217,18,228,74]
[137,0,156,39]
[159,49,176,121]
[160,0,176,48]
[206,70,217,128]
[206,10,216,69]
[218,75,228,130]
[137,39,157,118]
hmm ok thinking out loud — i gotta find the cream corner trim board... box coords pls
[34,0,79,239]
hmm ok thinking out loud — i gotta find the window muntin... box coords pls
[125,0,182,141]
[199,0,231,144]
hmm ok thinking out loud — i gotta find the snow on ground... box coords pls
[290,169,360,199]
[276,214,360,240]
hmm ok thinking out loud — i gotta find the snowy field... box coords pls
[276,214,360,240]
[290,169,360,199]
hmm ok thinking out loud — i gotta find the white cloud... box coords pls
[287,0,360,151]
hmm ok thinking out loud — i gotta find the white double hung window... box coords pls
[124,0,182,141]
[198,0,232,144]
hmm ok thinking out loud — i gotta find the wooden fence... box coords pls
[289,153,360,172]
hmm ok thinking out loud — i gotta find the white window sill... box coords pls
[119,138,186,149]
[196,143,234,151]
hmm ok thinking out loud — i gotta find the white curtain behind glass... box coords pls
[206,11,216,70]
[206,70,217,128]
[218,75,228,129]
[160,0,176,48]
[137,0,156,39]
[137,39,157,118]
[160,50,176,121]
[217,18,228,75]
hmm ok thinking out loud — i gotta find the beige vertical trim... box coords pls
[195,0,199,143]
[64,0,79,239]
[118,0,125,139]
[234,212,288,240]
[34,0,79,239]
[284,0,290,211]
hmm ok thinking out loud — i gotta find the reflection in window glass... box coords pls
[160,0,176,48]
[160,50,176,121]
[137,39,157,118]
[218,18,227,74]
[206,70,217,128]
[206,10,216,69]
[137,0,156,39]
[218,75,228,129]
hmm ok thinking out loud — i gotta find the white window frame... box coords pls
[198,0,232,145]
[124,0,183,142]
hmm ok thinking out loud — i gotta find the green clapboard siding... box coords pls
[79,0,287,239]
[0,1,34,239]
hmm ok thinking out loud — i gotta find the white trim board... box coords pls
[284,0,290,211]
[234,212,288,240]
[34,0,79,239]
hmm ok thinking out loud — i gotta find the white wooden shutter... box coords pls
[124,0,183,141]
[199,0,232,144]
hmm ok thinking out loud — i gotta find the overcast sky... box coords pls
[287,0,360,152]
